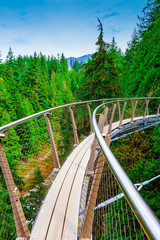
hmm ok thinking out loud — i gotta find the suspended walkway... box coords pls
[0,98,160,240]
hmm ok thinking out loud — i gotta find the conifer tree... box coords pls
[75,18,121,100]
[59,53,68,73]
[122,0,160,97]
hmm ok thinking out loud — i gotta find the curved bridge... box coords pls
[0,98,160,240]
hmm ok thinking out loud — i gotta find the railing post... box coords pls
[131,100,137,122]
[69,106,79,146]
[118,101,127,127]
[80,135,111,239]
[143,99,150,119]
[87,103,94,133]
[157,103,160,114]
[86,114,104,173]
[108,103,116,134]
[102,106,108,130]
[44,113,61,169]
[0,136,30,240]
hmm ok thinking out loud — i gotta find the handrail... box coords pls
[0,98,116,133]
[0,97,160,133]
[93,99,160,240]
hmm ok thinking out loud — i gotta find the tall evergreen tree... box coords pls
[75,18,121,100]
[122,0,160,97]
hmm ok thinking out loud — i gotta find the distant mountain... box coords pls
[67,54,92,68]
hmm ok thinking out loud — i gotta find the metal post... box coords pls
[0,137,30,239]
[80,135,111,239]
[44,113,61,169]
[143,99,150,118]
[69,106,79,146]
[108,103,116,134]
[87,103,94,133]
[131,100,137,122]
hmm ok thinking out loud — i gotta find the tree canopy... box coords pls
[75,19,121,100]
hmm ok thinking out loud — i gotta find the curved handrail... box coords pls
[92,99,160,240]
[0,97,159,133]
[0,98,115,133]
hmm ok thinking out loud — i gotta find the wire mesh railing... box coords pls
[0,98,113,240]
[0,97,160,239]
[78,98,160,240]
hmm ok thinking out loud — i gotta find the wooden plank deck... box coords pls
[30,133,95,240]
[30,115,153,240]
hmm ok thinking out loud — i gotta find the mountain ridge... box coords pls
[67,54,92,68]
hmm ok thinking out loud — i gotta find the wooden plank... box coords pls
[80,135,111,239]
[62,143,92,239]
[30,133,94,240]
[45,137,94,240]
[30,114,156,240]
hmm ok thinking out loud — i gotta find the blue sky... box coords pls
[0,0,147,60]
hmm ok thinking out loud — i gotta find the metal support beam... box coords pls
[110,116,160,141]
[111,121,160,142]
[0,139,30,239]
[44,113,61,169]
[69,106,79,145]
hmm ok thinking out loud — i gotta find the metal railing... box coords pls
[0,97,160,239]
[92,98,160,239]
[0,98,118,240]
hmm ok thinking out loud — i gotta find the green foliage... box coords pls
[0,1,160,237]
[0,185,16,240]
[111,127,160,219]
[71,59,81,72]
[75,19,122,100]
[29,166,44,189]
[151,125,160,154]
[121,0,160,97]
[0,49,79,238]
[21,184,47,230]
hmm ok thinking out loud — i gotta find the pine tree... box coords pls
[72,59,81,72]
[59,53,68,73]
[75,18,121,100]
[122,0,160,97]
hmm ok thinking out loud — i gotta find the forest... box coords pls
[0,0,160,239]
